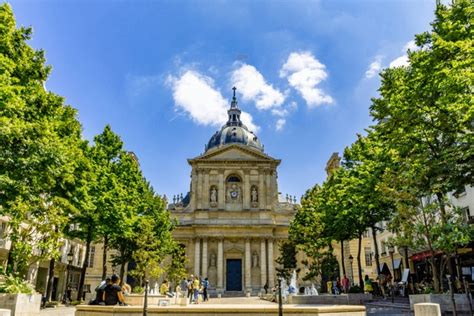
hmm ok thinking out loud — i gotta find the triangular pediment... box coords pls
[189,144,280,164]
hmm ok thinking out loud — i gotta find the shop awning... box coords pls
[393,258,401,269]
[410,250,442,261]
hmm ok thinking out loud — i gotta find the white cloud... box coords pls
[271,108,288,117]
[275,118,286,131]
[365,55,383,79]
[166,70,259,132]
[389,55,409,68]
[280,51,333,108]
[240,112,259,133]
[231,64,285,110]
[403,40,417,52]
[389,40,418,68]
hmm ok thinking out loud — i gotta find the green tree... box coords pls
[129,190,175,284]
[289,185,333,281]
[0,3,85,277]
[276,241,298,283]
[369,0,473,291]
[165,244,188,287]
[370,0,473,220]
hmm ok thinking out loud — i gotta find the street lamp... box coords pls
[348,254,354,286]
[388,245,395,303]
[63,249,74,305]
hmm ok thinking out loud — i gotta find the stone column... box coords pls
[267,238,275,288]
[217,238,224,292]
[196,170,202,209]
[203,173,210,209]
[259,173,265,209]
[266,171,272,208]
[194,238,201,276]
[190,170,197,209]
[245,238,251,293]
[260,238,267,290]
[202,238,208,278]
[218,173,225,209]
[243,172,250,209]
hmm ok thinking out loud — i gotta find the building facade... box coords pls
[0,217,86,301]
[326,152,474,288]
[168,90,297,295]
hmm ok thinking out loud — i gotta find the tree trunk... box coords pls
[46,226,59,301]
[371,226,381,275]
[340,240,346,276]
[357,234,364,289]
[119,261,126,286]
[46,258,55,302]
[6,241,15,274]
[101,235,108,280]
[77,234,92,301]
[430,257,440,293]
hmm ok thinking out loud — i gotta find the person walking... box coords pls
[187,277,194,303]
[341,275,350,294]
[193,276,200,304]
[202,277,209,301]
[179,277,188,298]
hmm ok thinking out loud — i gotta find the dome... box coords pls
[205,88,264,152]
[206,125,263,152]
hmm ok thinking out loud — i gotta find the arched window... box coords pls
[226,175,241,183]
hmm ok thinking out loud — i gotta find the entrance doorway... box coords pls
[226,259,242,291]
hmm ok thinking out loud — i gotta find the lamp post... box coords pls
[277,277,283,316]
[348,254,354,286]
[388,245,395,303]
[63,249,74,305]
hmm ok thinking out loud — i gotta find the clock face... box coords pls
[231,191,238,198]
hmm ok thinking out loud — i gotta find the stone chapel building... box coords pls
[168,89,298,295]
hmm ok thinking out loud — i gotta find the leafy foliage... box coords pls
[0,269,35,294]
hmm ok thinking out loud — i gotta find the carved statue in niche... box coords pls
[252,251,259,268]
[251,186,258,202]
[210,187,217,203]
[210,253,216,267]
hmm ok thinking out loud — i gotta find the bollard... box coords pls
[414,303,441,316]
[278,278,283,316]
[463,277,473,315]
[143,280,149,316]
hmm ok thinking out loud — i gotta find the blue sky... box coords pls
[8,0,436,200]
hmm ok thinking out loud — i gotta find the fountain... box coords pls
[289,270,297,295]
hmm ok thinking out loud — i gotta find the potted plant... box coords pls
[0,272,42,316]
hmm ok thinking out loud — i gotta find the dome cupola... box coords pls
[205,87,263,152]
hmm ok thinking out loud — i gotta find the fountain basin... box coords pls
[76,304,366,316]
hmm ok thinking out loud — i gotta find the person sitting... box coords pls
[103,275,126,306]
[364,275,373,294]
[160,280,170,296]
[90,277,110,305]
[122,282,131,296]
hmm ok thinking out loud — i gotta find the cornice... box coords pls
[188,144,280,166]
